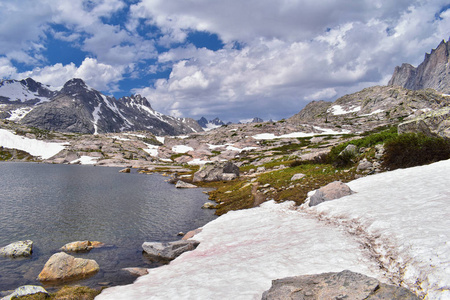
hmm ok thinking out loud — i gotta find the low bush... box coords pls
[382,133,450,170]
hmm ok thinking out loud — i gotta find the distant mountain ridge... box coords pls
[0,78,202,135]
[388,39,450,93]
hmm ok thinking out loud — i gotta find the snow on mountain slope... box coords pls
[97,159,450,300]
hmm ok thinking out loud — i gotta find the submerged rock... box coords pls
[121,267,149,277]
[309,181,353,207]
[182,228,203,240]
[60,240,105,252]
[0,240,33,258]
[142,240,200,261]
[38,252,99,282]
[1,285,48,300]
[119,168,131,173]
[262,270,419,300]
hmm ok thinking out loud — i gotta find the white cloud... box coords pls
[18,58,124,91]
[305,88,338,101]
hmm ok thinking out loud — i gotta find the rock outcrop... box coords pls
[38,252,99,281]
[175,180,197,188]
[0,240,33,258]
[398,106,450,139]
[388,39,450,94]
[262,270,420,299]
[193,161,240,182]
[309,181,353,207]
[142,240,200,261]
[1,285,48,300]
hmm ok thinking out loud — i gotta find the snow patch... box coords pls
[328,105,361,115]
[70,156,98,165]
[0,80,50,103]
[92,103,102,135]
[6,107,34,121]
[360,109,384,116]
[156,136,165,144]
[172,145,194,153]
[0,129,66,159]
[253,127,349,140]
[144,144,159,157]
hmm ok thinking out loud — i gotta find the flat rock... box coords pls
[38,252,99,282]
[291,173,305,181]
[262,270,420,300]
[121,267,149,277]
[309,181,353,207]
[182,228,203,240]
[142,240,200,261]
[175,180,197,188]
[0,240,33,258]
[1,285,48,300]
[193,161,239,182]
[60,240,105,252]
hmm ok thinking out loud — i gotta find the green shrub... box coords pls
[382,133,450,170]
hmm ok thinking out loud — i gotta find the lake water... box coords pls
[0,162,217,292]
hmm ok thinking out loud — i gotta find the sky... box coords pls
[0,1,449,123]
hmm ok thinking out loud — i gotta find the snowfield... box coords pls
[0,129,66,159]
[96,159,450,300]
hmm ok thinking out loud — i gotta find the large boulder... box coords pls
[1,285,48,300]
[193,161,239,182]
[175,180,197,188]
[309,181,353,207]
[142,240,200,261]
[60,240,105,252]
[262,270,420,300]
[0,240,33,258]
[38,252,99,282]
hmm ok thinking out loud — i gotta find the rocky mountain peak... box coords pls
[61,78,90,95]
[120,94,153,110]
[388,38,450,93]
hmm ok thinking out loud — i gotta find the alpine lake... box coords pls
[0,162,217,292]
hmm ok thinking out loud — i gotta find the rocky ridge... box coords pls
[388,38,450,93]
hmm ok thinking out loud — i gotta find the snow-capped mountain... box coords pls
[197,117,226,131]
[0,78,203,135]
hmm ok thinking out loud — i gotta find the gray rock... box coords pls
[1,285,48,300]
[291,173,305,181]
[309,181,353,207]
[175,180,197,188]
[0,240,33,258]
[256,166,266,173]
[193,161,239,182]
[340,144,358,156]
[262,270,419,300]
[142,240,200,261]
[357,159,373,172]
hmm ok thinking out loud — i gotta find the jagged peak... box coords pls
[63,78,88,88]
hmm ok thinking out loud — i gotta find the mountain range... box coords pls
[0,78,202,136]
[0,39,449,138]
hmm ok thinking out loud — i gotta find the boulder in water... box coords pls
[0,240,33,258]
[38,252,99,282]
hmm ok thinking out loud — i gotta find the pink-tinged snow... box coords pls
[302,159,450,299]
[96,205,382,299]
[253,127,349,140]
[70,156,99,165]
[328,104,361,115]
[172,145,194,153]
[0,129,66,159]
[97,159,450,300]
